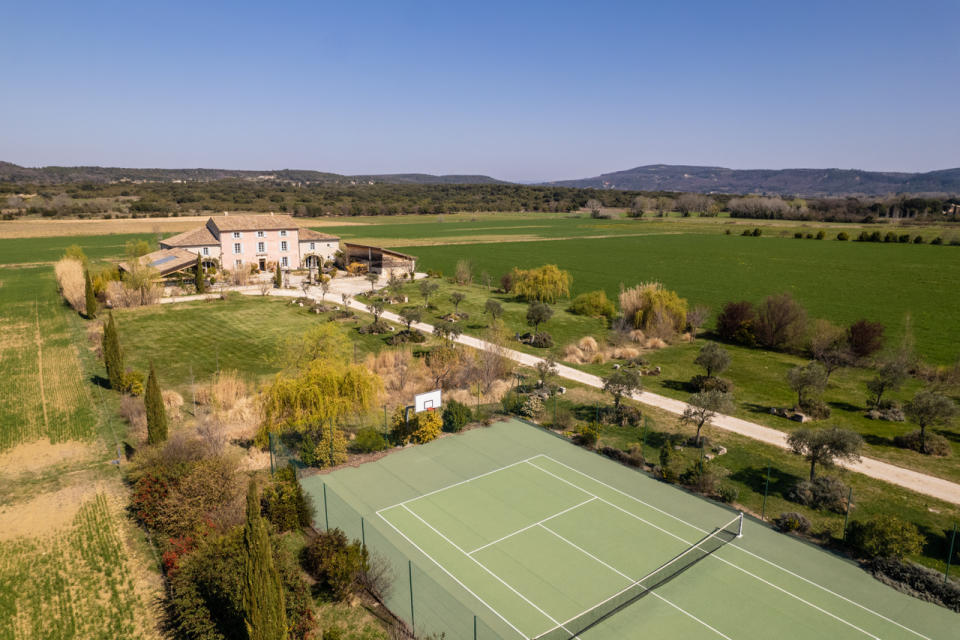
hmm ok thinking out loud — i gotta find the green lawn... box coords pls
[397,234,960,363]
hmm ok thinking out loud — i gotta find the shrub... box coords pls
[847,514,924,560]
[500,391,523,414]
[442,400,472,432]
[893,430,951,456]
[716,485,739,503]
[689,375,734,393]
[657,444,680,482]
[847,319,885,359]
[788,476,848,512]
[866,557,960,612]
[913,235,924,244]
[261,465,313,532]
[794,232,803,239]
[816,230,825,239]
[716,301,757,346]
[931,236,944,245]
[569,290,617,319]
[411,410,442,444]
[122,369,145,396]
[519,394,544,418]
[54,258,86,313]
[599,445,644,468]
[800,397,832,420]
[773,512,811,534]
[573,422,600,447]
[836,232,849,241]
[351,427,388,453]
[619,282,688,338]
[530,331,554,348]
[755,292,806,350]
[302,528,369,601]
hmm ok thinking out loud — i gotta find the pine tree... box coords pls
[103,313,124,390]
[194,254,206,293]
[144,362,168,444]
[274,262,282,288]
[241,479,288,640]
[84,270,97,319]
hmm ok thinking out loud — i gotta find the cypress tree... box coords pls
[103,313,124,390]
[194,254,206,293]
[84,270,97,319]
[144,362,168,444]
[241,479,288,640]
[274,262,282,288]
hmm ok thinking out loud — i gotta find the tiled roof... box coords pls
[299,228,340,241]
[208,214,298,231]
[160,226,218,247]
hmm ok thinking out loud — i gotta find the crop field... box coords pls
[0,233,156,266]
[0,267,97,452]
[0,492,152,640]
[396,234,960,363]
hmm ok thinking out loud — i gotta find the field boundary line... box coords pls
[399,503,577,639]
[468,497,597,555]
[537,455,931,640]
[538,523,734,640]
[376,456,537,515]
[34,300,49,433]
[376,509,530,640]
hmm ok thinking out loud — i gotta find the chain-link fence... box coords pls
[321,482,510,639]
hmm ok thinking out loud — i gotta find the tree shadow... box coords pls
[729,465,802,499]
[934,427,960,443]
[742,402,773,416]
[660,379,692,393]
[828,400,863,414]
[862,433,894,448]
[89,374,110,390]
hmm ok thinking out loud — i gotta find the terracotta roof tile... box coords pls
[160,226,218,247]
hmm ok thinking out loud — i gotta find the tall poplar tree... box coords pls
[241,479,288,640]
[144,363,168,444]
[84,270,97,319]
[103,313,124,390]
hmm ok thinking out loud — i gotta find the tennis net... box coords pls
[533,512,743,640]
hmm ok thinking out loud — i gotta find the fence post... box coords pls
[761,465,770,521]
[268,432,275,475]
[408,560,415,631]
[474,614,477,640]
[322,483,329,531]
[842,486,853,541]
[361,517,366,548]
[946,523,957,583]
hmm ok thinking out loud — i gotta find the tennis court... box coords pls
[303,420,956,639]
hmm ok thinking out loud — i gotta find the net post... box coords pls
[473,614,477,640]
[946,522,957,583]
[737,512,743,538]
[361,517,365,547]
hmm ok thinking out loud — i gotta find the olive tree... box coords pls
[602,369,642,413]
[484,299,503,323]
[904,390,957,454]
[694,342,730,379]
[399,306,421,332]
[786,362,828,409]
[526,301,553,333]
[680,390,733,447]
[787,426,863,481]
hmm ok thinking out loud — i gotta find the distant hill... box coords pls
[544,164,960,196]
[0,162,506,186]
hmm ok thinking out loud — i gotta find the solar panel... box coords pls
[149,255,178,267]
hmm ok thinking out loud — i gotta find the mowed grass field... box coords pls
[396,234,960,363]
[0,267,98,451]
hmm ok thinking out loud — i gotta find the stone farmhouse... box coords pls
[120,213,415,278]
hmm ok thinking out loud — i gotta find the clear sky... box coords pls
[1,0,957,182]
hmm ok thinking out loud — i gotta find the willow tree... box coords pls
[261,326,380,447]
[510,264,572,304]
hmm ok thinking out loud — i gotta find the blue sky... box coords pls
[1,1,957,181]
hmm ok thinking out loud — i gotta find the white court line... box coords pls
[535,455,931,640]
[399,503,579,639]
[376,455,537,515]
[377,509,529,640]
[527,457,884,640]
[539,524,734,640]
[468,497,597,555]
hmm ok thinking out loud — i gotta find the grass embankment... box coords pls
[398,233,960,363]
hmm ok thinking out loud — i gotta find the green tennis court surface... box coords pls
[302,420,957,639]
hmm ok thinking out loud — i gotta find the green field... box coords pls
[0,267,98,451]
[305,420,958,640]
[397,234,960,363]
[0,233,155,266]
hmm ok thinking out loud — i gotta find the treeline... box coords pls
[2,178,958,221]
